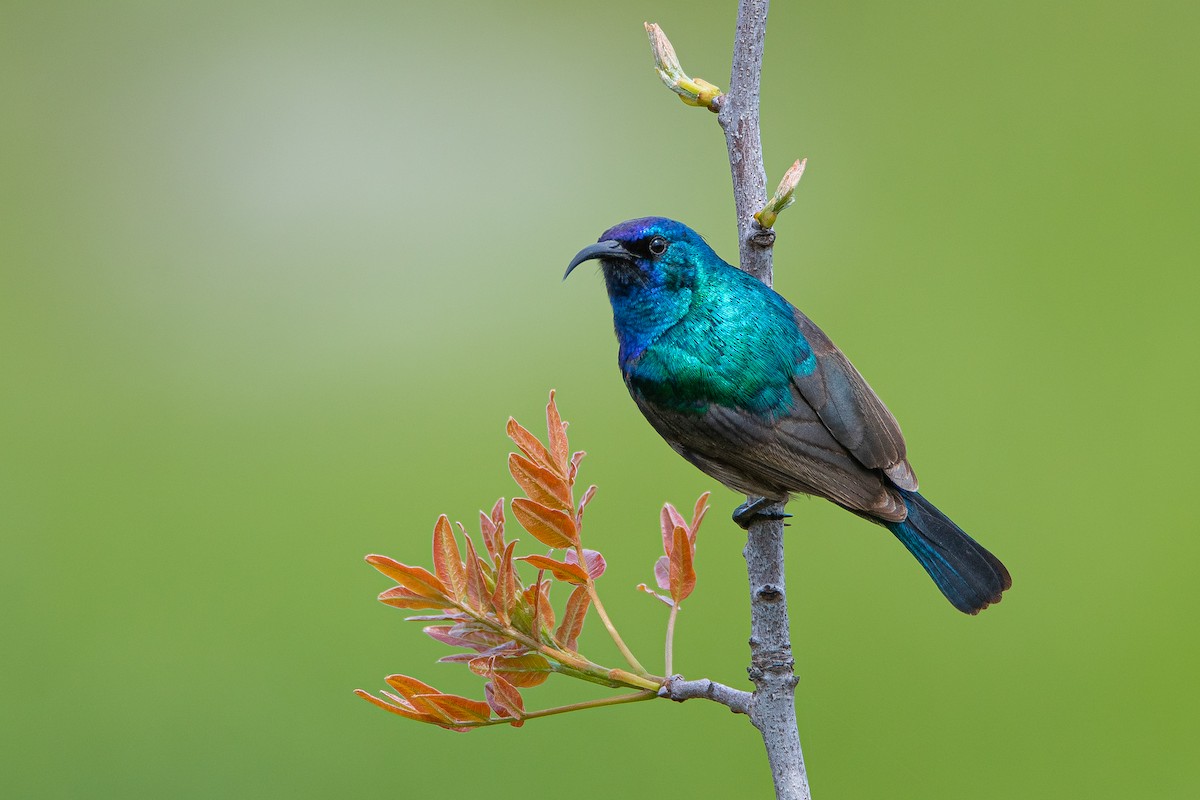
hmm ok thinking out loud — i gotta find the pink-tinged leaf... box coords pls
[636,583,676,607]
[506,417,564,479]
[690,491,711,540]
[653,555,671,592]
[660,503,688,554]
[669,525,696,603]
[477,514,498,566]
[511,498,578,549]
[564,548,606,580]
[378,586,457,610]
[462,537,491,613]
[568,450,587,485]
[485,676,526,726]
[432,516,468,601]
[425,623,509,652]
[469,653,552,687]
[522,581,555,633]
[508,453,572,511]
[545,390,570,475]
[490,541,520,625]
[417,693,492,725]
[355,689,442,724]
[404,612,469,622]
[365,555,447,600]
[555,585,590,650]
[517,554,589,585]
[576,484,597,525]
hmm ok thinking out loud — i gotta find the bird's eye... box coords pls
[648,236,668,256]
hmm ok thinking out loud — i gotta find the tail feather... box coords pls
[885,491,1011,614]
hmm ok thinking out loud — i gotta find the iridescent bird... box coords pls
[566,217,1010,614]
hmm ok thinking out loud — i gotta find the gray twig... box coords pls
[658,675,752,714]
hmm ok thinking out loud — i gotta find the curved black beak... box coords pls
[564,239,631,279]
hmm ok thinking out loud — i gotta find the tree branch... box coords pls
[717,2,812,798]
[658,675,752,714]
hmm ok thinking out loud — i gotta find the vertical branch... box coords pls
[717,0,775,285]
[716,2,812,798]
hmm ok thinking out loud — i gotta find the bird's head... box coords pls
[565,217,724,362]
[564,217,717,293]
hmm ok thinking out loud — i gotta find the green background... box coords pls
[4,1,1198,797]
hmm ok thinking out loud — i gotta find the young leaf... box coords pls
[491,541,520,625]
[378,586,457,610]
[522,581,555,633]
[507,417,563,479]
[425,623,509,652]
[508,453,572,510]
[366,555,447,600]
[517,554,589,585]
[462,536,491,614]
[653,555,671,592]
[555,585,591,650]
[660,504,688,555]
[469,653,552,687]
[418,693,492,725]
[354,689,442,725]
[690,491,711,540]
[568,450,587,485]
[432,516,468,602]
[564,548,606,580]
[576,484,597,524]
[669,525,696,603]
[511,498,578,549]
[545,389,570,475]
[485,674,526,726]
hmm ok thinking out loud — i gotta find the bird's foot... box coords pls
[732,497,791,530]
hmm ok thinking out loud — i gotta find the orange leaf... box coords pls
[669,525,696,603]
[507,417,564,479]
[383,673,441,699]
[462,537,492,614]
[480,499,506,565]
[417,693,492,725]
[432,516,467,602]
[511,498,578,549]
[526,581,554,633]
[469,653,552,687]
[555,585,591,650]
[366,555,447,600]
[545,390,570,475]
[508,453,572,511]
[354,689,442,724]
[517,554,589,585]
[378,586,457,610]
[485,674,525,726]
[491,541,520,625]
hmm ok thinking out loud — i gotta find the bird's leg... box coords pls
[732,496,792,530]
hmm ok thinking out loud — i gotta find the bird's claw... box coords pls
[732,497,791,530]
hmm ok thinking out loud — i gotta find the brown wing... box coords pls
[630,384,907,521]
[789,309,917,491]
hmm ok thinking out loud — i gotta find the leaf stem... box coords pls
[574,542,651,676]
[665,602,680,675]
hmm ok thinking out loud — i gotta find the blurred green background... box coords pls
[3,1,1198,797]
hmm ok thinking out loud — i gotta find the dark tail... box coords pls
[884,491,1011,614]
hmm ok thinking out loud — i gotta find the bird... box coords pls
[565,216,1011,614]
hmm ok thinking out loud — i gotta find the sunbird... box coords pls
[566,217,1011,614]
